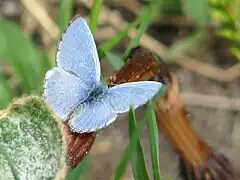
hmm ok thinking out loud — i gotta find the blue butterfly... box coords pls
[43,16,163,133]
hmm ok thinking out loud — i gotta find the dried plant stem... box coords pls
[20,0,60,40]
[180,93,240,111]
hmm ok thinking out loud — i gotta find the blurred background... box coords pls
[0,0,239,179]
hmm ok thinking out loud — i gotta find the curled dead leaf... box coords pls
[155,73,235,180]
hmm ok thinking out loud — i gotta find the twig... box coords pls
[20,0,60,40]
[180,92,240,111]
[21,11,38,36]
[176,57,240,82]
[21,1,53,47]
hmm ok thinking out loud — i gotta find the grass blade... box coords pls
[105,52,124,70]
[0,20,43,93]
[66,157,89,180]
[122,1,162,61]
[99,18,140,59]
[122,8,151,61]
[114,116,148,180]
[89,0,103,36]
[129,108,150,180]
[147,101,161,180]
[59,0,74,31]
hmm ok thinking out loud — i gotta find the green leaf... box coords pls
[129,108,150,180]
[59,0,74,32]
[0,96,67,179]
[210,4,232,23]
[66,157,89,180]
[231,45,240,60]
[182,0,210,26]
[89,0,103,36]
[156,85,168,98]
[105,52,125,70]
[99,19,140,59]
[0,76,15,109]
[0,20,43,93]
[147,101,161,180]
[114,116,148,180]
[217,28,235,40]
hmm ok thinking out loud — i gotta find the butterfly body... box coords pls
[85,82,108,103]
[43,15,163,133]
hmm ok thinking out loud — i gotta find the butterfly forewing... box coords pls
[56,17,101,87]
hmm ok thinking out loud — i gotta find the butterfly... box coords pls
[43,15,163,133]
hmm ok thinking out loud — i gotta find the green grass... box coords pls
[114,114,149,180]
[122,0,163,61]
[58,0,74,32]
[65,157,89,180]
[128,108,150,180]
[0,0,219,179]
[147,101,161,180]
[99,18,140,60]
[89,0,103,36]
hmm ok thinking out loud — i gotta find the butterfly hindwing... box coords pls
[43,67,90,120]
[68,81,163,133]
[56,17,101,87]
[68,99,117,133]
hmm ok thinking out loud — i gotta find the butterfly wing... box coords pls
[56,17,101,87]
[106,81,163,113]
[43,67,90,120]
[68,99,117,133]
[68,81,163,133]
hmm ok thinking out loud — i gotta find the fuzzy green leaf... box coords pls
[0,96,67,180]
